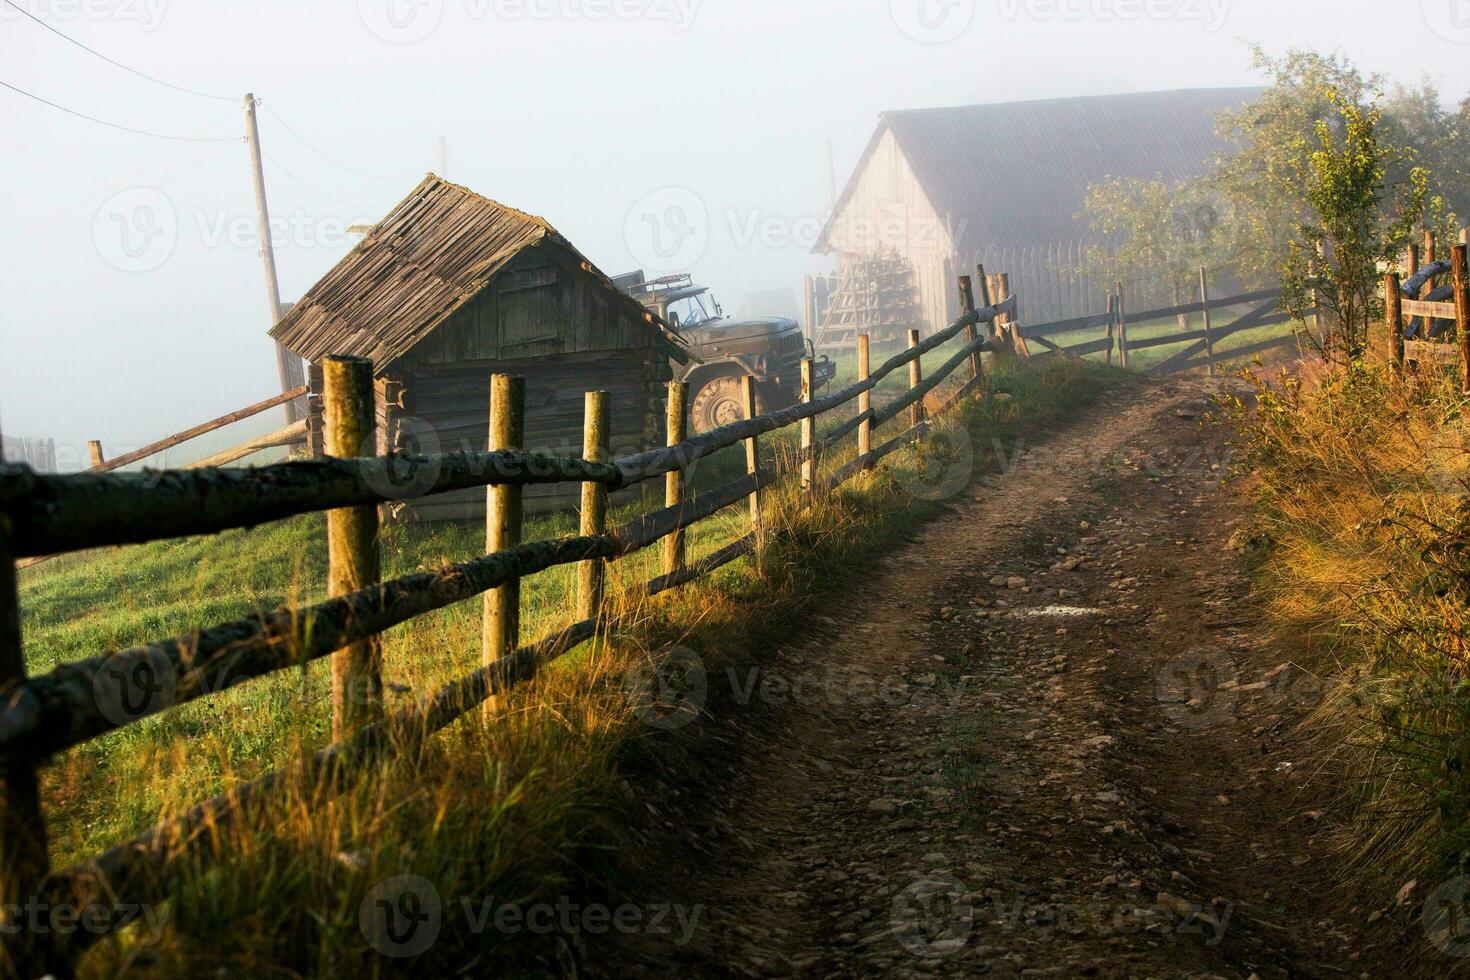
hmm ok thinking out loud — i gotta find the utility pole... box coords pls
[825,137,837,210]
[244,92,305,423]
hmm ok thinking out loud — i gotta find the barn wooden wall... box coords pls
[823,128,958,335]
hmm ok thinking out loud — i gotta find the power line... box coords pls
[1,0,232,102]
[260,104,409,182]
[263,153,373,212]
[0,79,240,142]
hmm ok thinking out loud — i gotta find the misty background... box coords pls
[3,0,1468,466]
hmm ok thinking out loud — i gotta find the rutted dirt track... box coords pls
[590,378,1426,979]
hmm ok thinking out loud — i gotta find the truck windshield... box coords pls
[667,291,721,329]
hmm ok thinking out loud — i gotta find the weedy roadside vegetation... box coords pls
[1224,357,1470,898]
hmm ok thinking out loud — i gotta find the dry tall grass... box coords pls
[1225,358,1470,895]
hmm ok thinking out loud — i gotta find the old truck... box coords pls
[618,272,835,432]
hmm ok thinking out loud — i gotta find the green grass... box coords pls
[17,349,1126,977]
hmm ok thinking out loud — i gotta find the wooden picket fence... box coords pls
[0,275,1014,977]
[1023,268,1301,375]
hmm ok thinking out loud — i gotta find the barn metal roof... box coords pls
[270,175,684,370]
[815,87,1264,255]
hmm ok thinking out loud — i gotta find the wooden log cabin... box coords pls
[270,175,687,521]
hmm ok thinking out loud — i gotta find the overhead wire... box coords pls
[0,79,240,142]
[1,0,233,101]
[259,104,409,182]
[262,153,374,212]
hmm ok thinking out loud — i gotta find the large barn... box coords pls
[810,87,1262,348]
[271,175,686,521]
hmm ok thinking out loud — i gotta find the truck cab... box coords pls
[619,272,835,432]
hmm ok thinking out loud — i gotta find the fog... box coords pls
[3,0,1467,465]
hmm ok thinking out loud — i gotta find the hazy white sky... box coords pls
[4,0,1469,463]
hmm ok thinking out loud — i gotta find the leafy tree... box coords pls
[1212,46,1379,283]
[1280,88,1427,364]
[1083,177,1225,311]
[1382,81,1470,225]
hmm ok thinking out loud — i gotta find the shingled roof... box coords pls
[816,87,1263,254]
[271,175,682,369]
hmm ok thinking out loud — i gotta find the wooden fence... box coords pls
[1022,268,1302,375]
[0,275,1014,977]
[81,386,309,475]
[0,440,55,475]
[1384,237,1470,385]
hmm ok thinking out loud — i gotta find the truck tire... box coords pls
[690,376,748,433]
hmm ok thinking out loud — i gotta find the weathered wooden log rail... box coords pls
[1022,272,1302,375]
[0,275,1014,977]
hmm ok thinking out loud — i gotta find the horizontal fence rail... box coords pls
[5,297,1014,563]
[1023,271,1303,376]
[0,274,1013,976]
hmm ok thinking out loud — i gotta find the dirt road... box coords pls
[590,377,1426,979]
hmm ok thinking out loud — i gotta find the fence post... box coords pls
[1115,281,1130,369]
[0,515,53,976]
[975,264,997,380]
[800,359,816,493]
[957,274,980,382]
[663,381,689,577]
[577,390,610,623]
[907,329,925,429]
[1454,245,1470,393]
[87,440,105,469]
[741,376,763,546]
[1105,293,1116,366]
[1385,273,1405,374]
[857,335,874,469]
[986,274,1002,346]
[1199,267,1216,377]
[484,375,525,675]
[323,355,382,739]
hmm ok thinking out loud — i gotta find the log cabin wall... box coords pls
[375,245,672,522]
